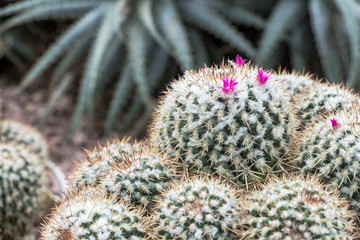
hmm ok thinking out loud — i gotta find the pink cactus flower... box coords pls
[257,68,272,85]
[221,74,238,94]
[330,118,341,130]
[236,55,247,67]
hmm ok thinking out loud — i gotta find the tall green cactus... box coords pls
[150,59,298,189]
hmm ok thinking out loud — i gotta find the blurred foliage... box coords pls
[0,0,359,137]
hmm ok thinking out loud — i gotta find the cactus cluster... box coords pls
[151,61,298,188]
[40,57,360,239]
[41,187,148,239]
[297,108,360,211]
[240,175,357,239]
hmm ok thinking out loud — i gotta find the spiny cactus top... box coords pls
[240,175,357,240]
[151,176,242,240]
[297,107,360,211]
[273,71,315,95]
[70,138,178,208]
[294,82,359,126]
[69,137,134,187]
[0,143,48,239]
[0,120,48,158]
[41,187,148,240]
[150,59,298,189]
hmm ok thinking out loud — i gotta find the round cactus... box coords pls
[294,82,359,126]
[150,59,298,189]
[41,187,148,239]
[151,176,242,240]
[69,138,178,208]
[69,137,134,188]
[240,175,357,239]
[274,71,315,95]
[297,107,360,211]
[0,143,48,239]
[0,120,48,158]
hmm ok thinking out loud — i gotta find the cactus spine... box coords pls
[150,61,298,189]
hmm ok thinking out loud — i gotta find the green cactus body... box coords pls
[0,120,48,158]
[297,108,360,211]
[295,83,359,126]
[240,176,357,239]
[41,187,148,239]
[152,176,242,240]
[70,138,177,208]
[0,144,47,239]
[150,61,298,189]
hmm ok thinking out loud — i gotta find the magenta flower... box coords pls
[236,55,247,67]
[330,118,341,130]
[257,68,271,85]
[221,74,238,94]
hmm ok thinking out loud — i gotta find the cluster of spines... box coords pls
[41,186,149,239]
[239,175,357,239]
[150,176,242,240]
[150,59,298,189]
[296,107,360,210]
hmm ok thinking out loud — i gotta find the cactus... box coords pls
[294,82,359,126]
[0,120,48,158]
[297,107,360,211]
[150,60,298,189]
[41,186,148,239]
[151,176,242,240]
[69,138,178,208]
[69,137,134,188]
[0,143,49,239]
[240,175,357,239]
[274,71,315,95]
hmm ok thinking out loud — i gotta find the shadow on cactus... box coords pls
[0,0,265,136]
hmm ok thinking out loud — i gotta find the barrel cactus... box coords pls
[69,138,178,208]
[41,187,148,239]
[240,175,357,239]
[150,59,298,189]
[0,120,48,158]
[0,143,49,239]
[151,176,242,240]
[297,107,360,211]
